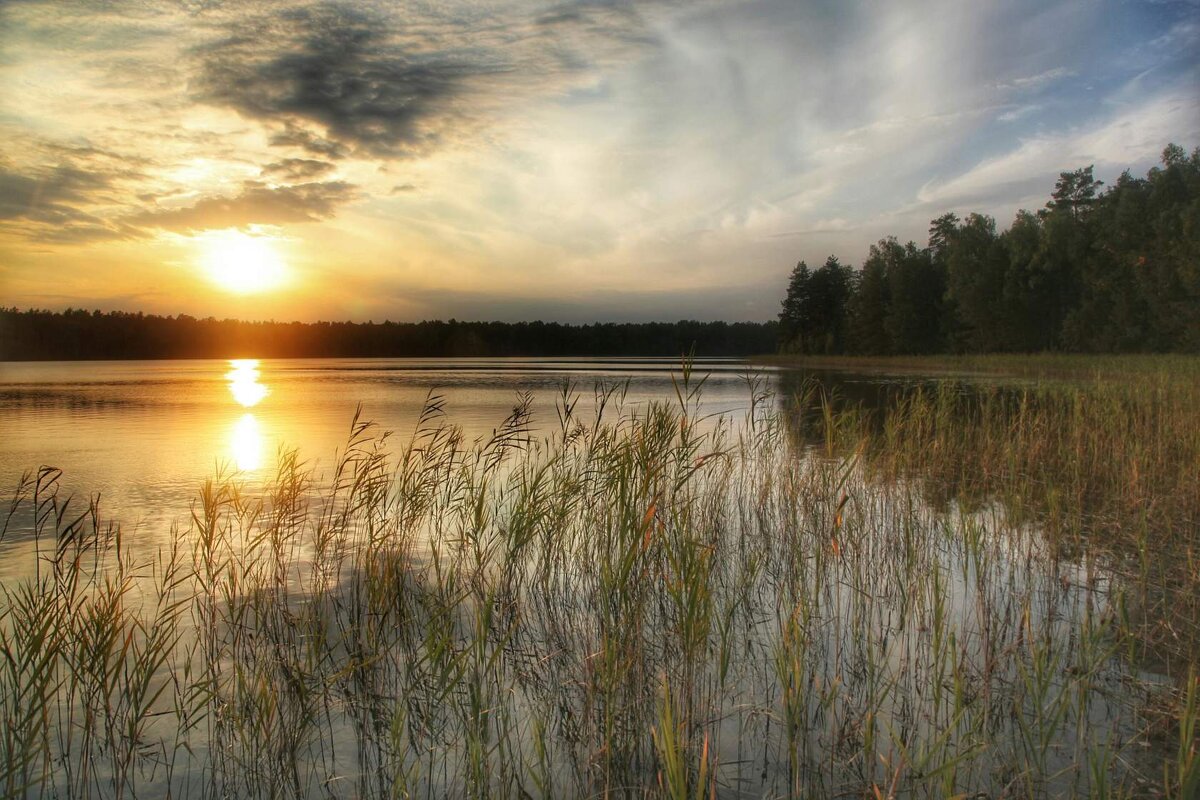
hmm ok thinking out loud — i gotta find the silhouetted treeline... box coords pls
[0,309,777,361]
[779,144,1200,354]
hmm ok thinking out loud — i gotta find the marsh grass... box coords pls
[852,374,1200,672]
[1,366,1197,798]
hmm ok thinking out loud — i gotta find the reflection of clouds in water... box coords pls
[231,413,263,472]
[226,359,268,408]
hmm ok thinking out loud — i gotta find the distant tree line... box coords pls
[0,309,777,361]
[778,145,1200,354]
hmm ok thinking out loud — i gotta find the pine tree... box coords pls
[778,261,812,353]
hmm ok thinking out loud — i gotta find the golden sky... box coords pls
[1,0,1197,322]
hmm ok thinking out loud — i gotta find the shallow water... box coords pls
[0,358,765,553]
[0,357,948,567]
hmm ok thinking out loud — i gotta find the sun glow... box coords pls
[200,231,287,294]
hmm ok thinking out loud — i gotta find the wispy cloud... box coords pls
[918,88,1199,210]
[997,104,1044,123]
[261,158,336,182]
[997,67,1075,92]
[130,180,360,232]
[0,160,146,242]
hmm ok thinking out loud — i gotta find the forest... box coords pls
[778,144,1200,354]
[0,310,776,360]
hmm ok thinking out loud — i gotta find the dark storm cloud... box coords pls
[193,3,513,158]
[261,157,336,181]
[130,179,359,231]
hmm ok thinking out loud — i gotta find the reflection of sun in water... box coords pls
[199,230,287,294]
[231,413,263,472]
[226,359,268,407]
[225,360,268,471]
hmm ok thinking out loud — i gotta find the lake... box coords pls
[0,356,1191,798]
[0,358,774,553]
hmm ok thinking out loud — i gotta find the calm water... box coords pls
[0,358,780,543]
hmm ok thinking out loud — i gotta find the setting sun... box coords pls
[199,231,287,294]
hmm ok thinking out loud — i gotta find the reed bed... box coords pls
[848,373,1200,672]
[1,368,1196,798]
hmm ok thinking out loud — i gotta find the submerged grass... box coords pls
[1,365,1197,798]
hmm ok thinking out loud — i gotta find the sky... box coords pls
[1,0,1197,323]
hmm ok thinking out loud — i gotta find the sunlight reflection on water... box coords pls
[226,358,268,408]
[0,356,768,541]
[226,360,268,471]
[231,412,263,472]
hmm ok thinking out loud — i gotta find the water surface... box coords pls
[1,358,782,543]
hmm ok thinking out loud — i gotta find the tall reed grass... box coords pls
[1,367,1196,798]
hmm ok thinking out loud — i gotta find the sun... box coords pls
[199,231,287,294]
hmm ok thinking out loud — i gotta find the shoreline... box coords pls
[750,352,1200,380]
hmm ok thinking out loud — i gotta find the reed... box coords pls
[0,364,1196,798]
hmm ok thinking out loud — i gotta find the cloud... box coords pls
[266,121,351,159]
[261,158,335,181]
[917,89,1200,210]
[0,167,106,224]
[1146,19,1200,52]
[189,0,671,160]
[25,221,143,244]
[997,67,1075,92]
[192,3,513,158]
[767,218,858,238]
[0,163,142,242]
[130,180,359,231]
[997,104,1044,123]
